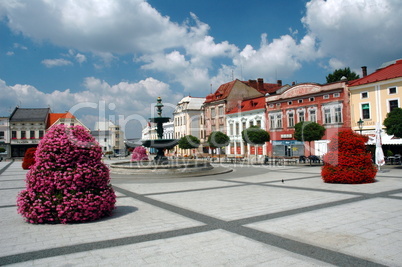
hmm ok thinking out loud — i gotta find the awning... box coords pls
[366,131,402,145]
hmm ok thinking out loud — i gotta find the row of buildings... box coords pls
[0,108,125,158]
[145,59,402,158]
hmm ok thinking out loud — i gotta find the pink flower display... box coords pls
[131,146,149,161]
[17,125,116,224]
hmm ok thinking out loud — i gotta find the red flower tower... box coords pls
[322,129,377,184]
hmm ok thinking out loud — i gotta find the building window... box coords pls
[323,94,329,99]
[288,112,295,127]
[389,87,397,94]
[334,107,342,123]
[309,109,317,122]
[361,103,370,119]
[324,108,331,123]
[270,112,282,129]
[0,131,4,139]
[242,121,246,132]
[218,106,224,116]
[21,131,26,139]
[12,131,17,139]
[249,121,254,127]
[298,99,303,103]
[229,124,234,136]
[333,93,340,98]
[309,97,315,102]
[389,99,399,112]
[288,101,292,105]
[39,131,44,139]
[30,130,35,139]
[361,92,368,99]
[211,108,216,117]
[256,120,261,128]
[298,110,305,122]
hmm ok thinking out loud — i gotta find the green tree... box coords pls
[294,121,326,164]
[207,131,230,162]
[326,67,359,83]
[383,107,402,138]
[178,135,200,156]
[0,147,5,153]
[242,126,270,157]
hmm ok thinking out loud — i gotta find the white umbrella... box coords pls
[375,123,385,170]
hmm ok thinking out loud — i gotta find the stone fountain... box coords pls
[110,97,230,177]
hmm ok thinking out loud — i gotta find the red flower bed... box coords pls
[322,129,377,184]
[22,147,37,170]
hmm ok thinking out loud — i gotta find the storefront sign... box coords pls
[11,140,40,144]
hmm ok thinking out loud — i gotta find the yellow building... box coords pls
[349,59,402,150]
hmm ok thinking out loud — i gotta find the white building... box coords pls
[173,96,205,156]
[0,117,10,159]
[226,96,267,158]
[92,121,125,155]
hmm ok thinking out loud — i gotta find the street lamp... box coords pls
[357,118,364,134]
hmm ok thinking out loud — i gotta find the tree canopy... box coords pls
[178,135,200,150]
[294,121,326,143]
[207,131,230,148]
[383,107,402,138]
[241,126,270,145]
[326,67,359,83]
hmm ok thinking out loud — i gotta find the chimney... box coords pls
[292,81,296,86]
[257,78,264,90]
[248,79,257,89]
[277,80,282,86]
[361,66,367,77]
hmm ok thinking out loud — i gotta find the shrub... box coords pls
[131,146,148,161]
[22,147,37,170]
[322,130,377,184]
[17,125,116,224]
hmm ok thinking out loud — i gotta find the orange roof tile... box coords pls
[47,112,76,128]
[226,96,266,114]
[204,79,281,103]
[349,59,402,86]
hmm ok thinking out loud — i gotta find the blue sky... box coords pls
[0,0,401,138]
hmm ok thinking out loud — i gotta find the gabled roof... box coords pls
[226,96,266,114]
[47,112,76,128]
[9,107,50,122]
[205,79,282,104]
[349,59,402,86]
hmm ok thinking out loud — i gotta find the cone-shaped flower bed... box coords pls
[17,125,116,224]
[322,129,377,184]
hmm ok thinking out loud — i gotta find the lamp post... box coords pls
[357,118,364,134]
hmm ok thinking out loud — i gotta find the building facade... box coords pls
[9,107,50,157]
[92,121,125,155]
[0,117,10,159]
[47,112,88,130]
[226,96,267,158]
[265,82,350,157]
[202,78,282,154]
[173,96,205,156]
[349,60,402,151]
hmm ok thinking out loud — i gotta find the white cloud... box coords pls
[0,77,182,137]
[302,0,402,69]
[42,58,73,68]
[0,0,187,54]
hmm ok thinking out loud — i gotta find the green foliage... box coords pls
[326,67,359,83]
[207,131,230,148]
[0,147,5,153]
[294,121,326,142]
[178,135,200,150]
[383,108,402,138]
[241,126,270,145]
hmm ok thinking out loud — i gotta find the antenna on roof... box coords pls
[231,69,234,80]
[210,84,212,94]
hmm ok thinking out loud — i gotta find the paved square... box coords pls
[1,160,401,266]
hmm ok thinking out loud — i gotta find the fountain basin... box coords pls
[110,159,213,175]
